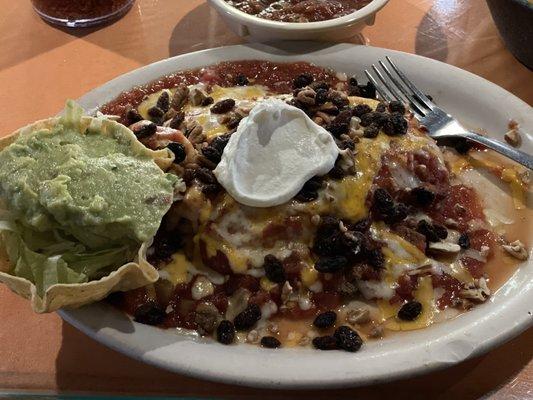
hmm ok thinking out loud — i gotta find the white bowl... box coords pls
[207,0,390,41]
[60,42,533,389]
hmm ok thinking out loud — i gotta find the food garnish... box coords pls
[214,98,339,207]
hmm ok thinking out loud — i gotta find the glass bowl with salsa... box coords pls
[31,0,135,28]
[207,0,389,41]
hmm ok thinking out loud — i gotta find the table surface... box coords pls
[0,0,531,398]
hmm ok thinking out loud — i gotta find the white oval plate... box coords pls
[60,43,533,389]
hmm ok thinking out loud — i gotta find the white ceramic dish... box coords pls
[207,0,389,41]
[60,42,533,389]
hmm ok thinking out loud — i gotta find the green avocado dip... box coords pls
[0,101,179,295]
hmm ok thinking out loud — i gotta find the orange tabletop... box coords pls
[0,0,531,398]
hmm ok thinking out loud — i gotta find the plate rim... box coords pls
[59,42,533,389]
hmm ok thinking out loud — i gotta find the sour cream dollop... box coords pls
[214,99,340,207]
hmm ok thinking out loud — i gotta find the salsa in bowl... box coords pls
[207,0,389,41]
[223,0,373,23]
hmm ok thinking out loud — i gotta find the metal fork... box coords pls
[364,57,533,170]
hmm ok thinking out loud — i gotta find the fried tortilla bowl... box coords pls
[0,114,175,313]
[0,241,157,313]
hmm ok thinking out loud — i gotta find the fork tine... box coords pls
[364,70,393,102]
[370,64,397,99]
[372,64,401,100]
[378,61,428,113]
[372,63,426,116]
[385,56,435,110]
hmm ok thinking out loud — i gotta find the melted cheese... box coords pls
[199,233,250,274]
[332,129,440,221]
[200,116,228,138]
[333,135,391,220]
[449,260,475,285]
[285,331,305,347]
[137,89,173,118]
[469,152,527,210]
[209,85,266,102]
[348,97,380,108]
[379,276,435,331]
[450,156,471,176]
[224,246,249,274]
[501,168,526,209]
[373,226,437,330]
[198,201,213,226]
[156,94,455,327]
[160,253,192,285]
[358,280,396,300]
[260,276,278,291]
[210,198,279,251]
[380,229,427,263]
[136,85,268,139]
[301,266,319,288]
[376,225,429,283]
[469,153,501,171]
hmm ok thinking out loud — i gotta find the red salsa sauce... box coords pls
[225,0,372,22]
[370,148,496,308]
[99,60,343,125]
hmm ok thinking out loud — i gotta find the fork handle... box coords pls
[462,132,533,170]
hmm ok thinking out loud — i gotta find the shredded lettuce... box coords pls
[0,209,137,296]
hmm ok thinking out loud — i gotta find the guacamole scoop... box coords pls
[0,101,180,312]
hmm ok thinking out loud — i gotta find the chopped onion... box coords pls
[390,164,421,189]
[484,208,514,227]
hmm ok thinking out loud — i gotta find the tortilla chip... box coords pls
[0,242,158,313]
